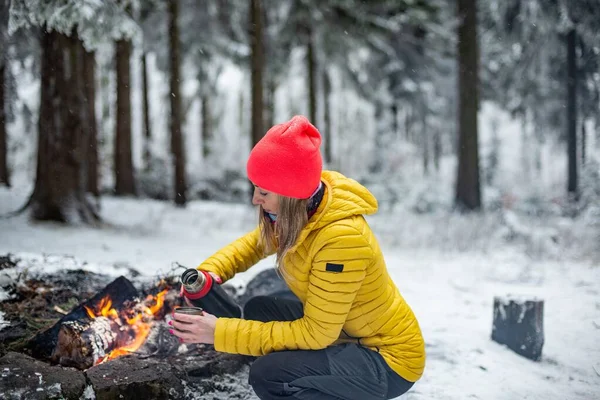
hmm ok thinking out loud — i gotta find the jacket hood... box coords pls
[289,170,378,252]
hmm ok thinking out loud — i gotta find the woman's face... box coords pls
[252,185,279,215]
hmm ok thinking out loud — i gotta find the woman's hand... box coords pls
[169,311,218,344]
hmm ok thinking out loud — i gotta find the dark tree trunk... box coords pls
[0,60,8,187]
[115,38,136,196]
[239,90,245,136]
[566,29,578,198]
[201,94,211,158]
[250,0,264,147]
[391,103,398,138]
[581,120,586,164]
[370,104,385,173]
[306,26,317,124]
[405,105,413,143]
[142,52,152,171]
[455,0,482,211]
[169,0,186,206]
[265,77,276,130]
[433,130,441,172]
[322,69,332,165]
[83,50,99,197]
[30,29,98,223]
[249,0,265,197]
[422,102,429,176]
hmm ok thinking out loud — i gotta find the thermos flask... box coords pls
[180,268,242,318]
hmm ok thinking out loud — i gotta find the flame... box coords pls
[84,297,118,320]
[84,289,169,365]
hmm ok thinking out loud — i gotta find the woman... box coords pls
[170,115,425,399]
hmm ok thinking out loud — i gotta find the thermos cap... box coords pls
[181,269,213,300]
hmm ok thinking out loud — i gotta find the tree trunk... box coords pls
[83,50,99,197]
[115,38,136,196]
[249,0,264,197]
[169,0,186,206]
[520,117,531,184]
[142,52,152,171]
[422,102,429,176]
[250,0,264,147]
[201,94,211,159]
[433,130,441,172]
[306,26,317,124]
[322,69,332,165]
[455,0,482,211]
[405,105,412,143]
[391,103,398,139]
[581,120,586,165]
[265,77,276,130]
[566,29,578,198]
[239,90,245,136]
[30,29,98,223]
[370,103,385,173]
[0,60,9,187]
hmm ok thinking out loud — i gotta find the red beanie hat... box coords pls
[247,115,322,199]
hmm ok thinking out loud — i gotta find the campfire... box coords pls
[27,276,179,370]
[77,289,168,364]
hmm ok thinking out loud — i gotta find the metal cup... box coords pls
[172,306,203,333]
[174,306,204,316]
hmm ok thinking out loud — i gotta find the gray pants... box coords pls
[243,294,415,400]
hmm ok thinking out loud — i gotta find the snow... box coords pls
[0,186,598,400]
[0,312,9,331]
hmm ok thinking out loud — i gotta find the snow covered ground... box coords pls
[0,185,599,400]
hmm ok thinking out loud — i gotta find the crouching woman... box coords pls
[170,115,425,399]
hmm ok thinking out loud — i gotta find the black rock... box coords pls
[237,268,292,305]
[86,355,185,400]
[0,351,86,399]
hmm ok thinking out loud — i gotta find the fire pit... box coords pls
[0,253,261,399]
[28,275,175,370]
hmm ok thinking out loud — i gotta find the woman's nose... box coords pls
[252,191,263,205]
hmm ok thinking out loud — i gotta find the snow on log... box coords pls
[491,295,544,361]
[50,316,136,370]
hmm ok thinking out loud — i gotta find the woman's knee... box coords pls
[248,354,268,386]
[248,353,283,397]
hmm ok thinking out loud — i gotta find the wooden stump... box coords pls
[491,296,544,361]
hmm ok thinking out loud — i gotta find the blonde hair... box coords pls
[259,195,308,270]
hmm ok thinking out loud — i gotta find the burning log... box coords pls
[28,276,139,361]
[51,316,135,369]
[28,275,175,370]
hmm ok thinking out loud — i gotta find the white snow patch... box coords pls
[0,311,10,331]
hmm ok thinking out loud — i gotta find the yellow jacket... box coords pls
[198,170,426,382]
